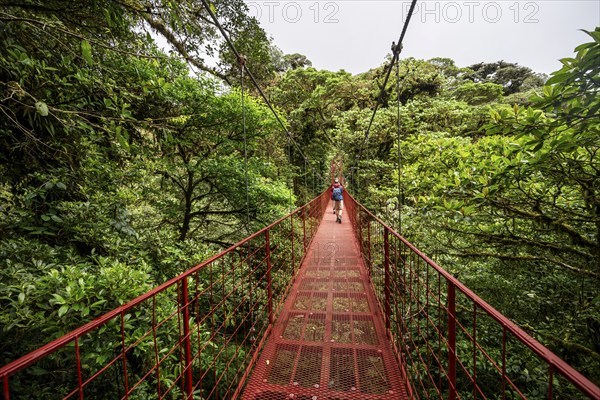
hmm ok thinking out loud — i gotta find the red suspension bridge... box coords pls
[1,190,598,399]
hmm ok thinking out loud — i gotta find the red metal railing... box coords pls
[344,192,600,400]
[0,191,330,400]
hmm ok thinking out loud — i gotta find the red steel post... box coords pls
[302,208,307,253]
[266,229,274,325]
[3,376,8,400]
[548,364,554,399]
[384,228,391,331]
[120,311,130,398]
[473,303,478,399]
[181,278,193,398]
[448,281,457,400]
[502,328,507,399]
[75,337,83,400]
[291,214,295,275]
[367,218,372,274]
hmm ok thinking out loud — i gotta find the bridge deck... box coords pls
[242,200,408,400]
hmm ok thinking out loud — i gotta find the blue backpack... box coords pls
[332,186,343,201]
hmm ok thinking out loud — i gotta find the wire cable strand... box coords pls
[396,58,403,235]
[352,0,418,192]
[240,57,251,233]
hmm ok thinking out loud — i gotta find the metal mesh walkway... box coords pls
[242,200,408,400]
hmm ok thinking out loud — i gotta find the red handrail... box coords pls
[0,191,330,399]
[344,191,600,399]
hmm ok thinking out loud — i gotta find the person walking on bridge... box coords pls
[331,178,344,223]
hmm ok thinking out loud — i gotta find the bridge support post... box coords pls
[367,219,372,275]
[181,278,194,398]
[302,208,307,253]
[266,229,273,326]
[291,214,295,275]
[448,282,457,400]
[384,228,391,332]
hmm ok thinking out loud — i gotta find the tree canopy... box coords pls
[0,0,598,392]
[335,29,600,383]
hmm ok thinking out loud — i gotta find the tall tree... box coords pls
[268,67,375,198]
[464,60,546,94]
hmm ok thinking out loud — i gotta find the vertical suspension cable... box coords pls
[396,59,403,235]
[355,164,360,199]
[240,57,251,232]
[240,57,255,343]
[364,133,369,200]
[304,159,307,195]
[288,139,294,212]
[351,0,418,199]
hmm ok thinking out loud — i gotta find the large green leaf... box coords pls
[81,40,93,65]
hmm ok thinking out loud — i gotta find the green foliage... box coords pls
[451,81,504,105]
[0,238,154,362]
[1,0,598,395]
[282,53,313,70]
[268,67,356,200]
[464,60,547,95]
[0,1,298,393]
[338,30,600,386]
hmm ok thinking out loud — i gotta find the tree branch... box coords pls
[488,199,597,249]
[188,208,246,219]
[447,251,600,278]
[443,224,595,260]
[520,323,600,361]
[143,15,231,84]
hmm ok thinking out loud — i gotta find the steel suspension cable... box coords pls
[199,0,324,183]
[240,58,251,232]
[240,57,256,344]
[396,59,403,234]
[304,159,307,193]
[288,139,294,211]
[352,0,418,192]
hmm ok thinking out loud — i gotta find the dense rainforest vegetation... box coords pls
[1,0,598,395]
